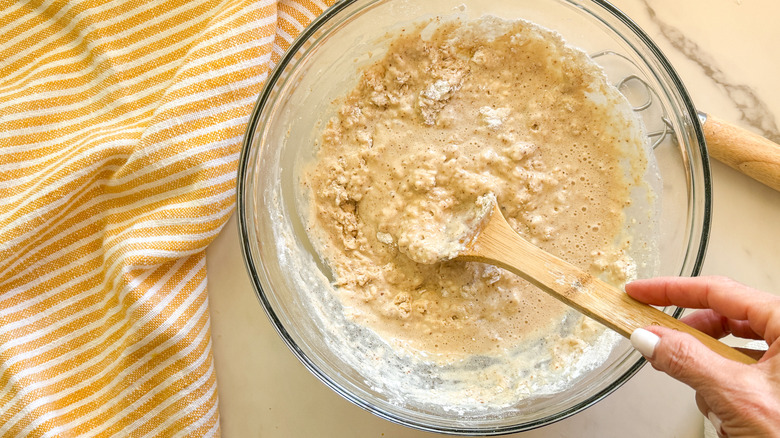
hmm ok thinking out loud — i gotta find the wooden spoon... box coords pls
[456,200,757,365]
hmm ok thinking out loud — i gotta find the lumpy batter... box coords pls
[302,18,646,362]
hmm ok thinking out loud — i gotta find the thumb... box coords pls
[630,326,741,393]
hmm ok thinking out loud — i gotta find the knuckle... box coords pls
[709,275,733,284]
[765,306,780,341]
[709,276,740,293]
[662,337,697,378]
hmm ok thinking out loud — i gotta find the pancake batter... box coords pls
[302,18,647,362]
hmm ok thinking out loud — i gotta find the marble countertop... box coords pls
[206,0,780,436]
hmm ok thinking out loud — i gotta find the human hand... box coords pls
[625,276,780,438]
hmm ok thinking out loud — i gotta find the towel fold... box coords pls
[0,0,331,435]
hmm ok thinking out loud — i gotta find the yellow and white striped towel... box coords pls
[0,0,333,435]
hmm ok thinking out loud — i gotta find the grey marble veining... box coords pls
[640,0,780,143]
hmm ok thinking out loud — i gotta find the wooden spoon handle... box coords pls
[701,113,780,192]
[462,208,757,365]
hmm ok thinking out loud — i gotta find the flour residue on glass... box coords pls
[295,15,658,412]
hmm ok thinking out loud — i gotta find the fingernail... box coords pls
[630,328,660,358]
[708,412,726,437]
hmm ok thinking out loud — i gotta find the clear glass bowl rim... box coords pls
[236,0,713,434]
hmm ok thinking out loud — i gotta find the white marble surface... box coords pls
[207,0,780,436]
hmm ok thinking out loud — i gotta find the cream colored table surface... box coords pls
[207,1,780,436]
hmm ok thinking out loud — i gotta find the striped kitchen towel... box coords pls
[0,0,333,436]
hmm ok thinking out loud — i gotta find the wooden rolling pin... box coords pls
[700,112,780,191]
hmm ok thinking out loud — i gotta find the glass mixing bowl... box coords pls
[237,0,711,434]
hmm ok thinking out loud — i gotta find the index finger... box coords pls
[625,276,780,342]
